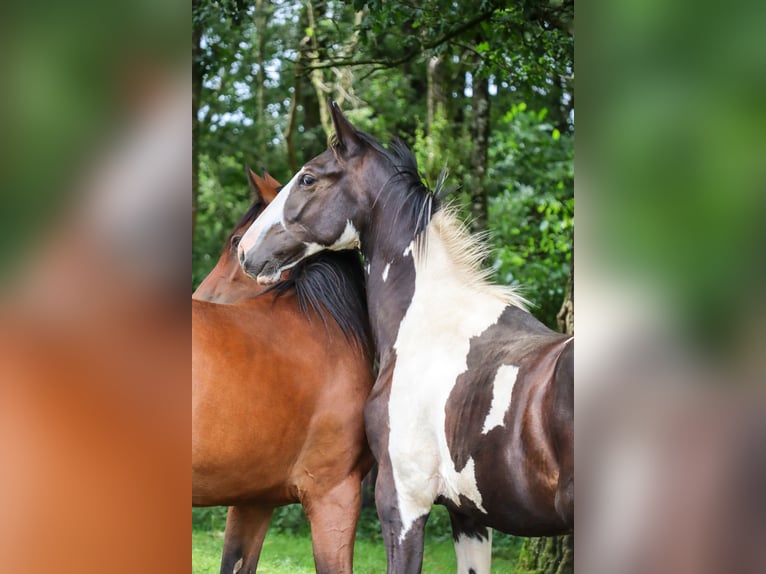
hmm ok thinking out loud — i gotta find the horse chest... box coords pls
[384,278,511,535]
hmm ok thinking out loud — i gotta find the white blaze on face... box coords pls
[387,220,508,540]
[238,169,303,256]
[382,263,391,282]
[454,531,493,574]
[481,364,519,434]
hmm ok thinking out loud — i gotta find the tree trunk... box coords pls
[192,0,203,242]
[286,7,310,174]
[469,70,490,234]
[285,61,303,174]
[516,534,573,574]
[254,0,267,159]
[305,0,332,140]
[424,55,446,178]
[556,257,574,335]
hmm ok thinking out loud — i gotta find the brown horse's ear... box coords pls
[245,165,263,202]
[246,165,264,202]
[329,100,361,155]
[259,170,280,204]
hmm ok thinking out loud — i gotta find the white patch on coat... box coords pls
[481,364,519,434]
[382,263,391,282]
[232,558,243,574]
[305,219,360,254]
[238,169,302,257]
[454,531,493,574]
[388,213,509,540]
[402,241,414,257]
[331,220,360,249]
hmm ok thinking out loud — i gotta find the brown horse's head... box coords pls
[193,167,280,302]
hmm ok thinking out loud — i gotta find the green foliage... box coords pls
[191,504,311,536]
[192,507,227,532]
[270,504,312,536]
[412,112,471,192]
[488,103,574,328]
[192,154,253,288]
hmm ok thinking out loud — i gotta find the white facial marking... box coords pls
[481,364,519,434]
[304,219,360,255]
[402,241,414,257]
[332,219,361,249]
[382,263,391,282]
[238,168,303,256]
[388,222,508,540]
[454,530,493,574]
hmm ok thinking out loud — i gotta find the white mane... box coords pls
[420,206,530,311]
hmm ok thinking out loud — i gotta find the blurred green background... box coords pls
[580,0,766,360]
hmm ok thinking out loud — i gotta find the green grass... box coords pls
[192,506,521,573]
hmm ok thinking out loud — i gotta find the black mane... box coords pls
[266,250,372,360]
[350,132,446,260]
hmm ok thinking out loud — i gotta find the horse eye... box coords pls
[300,174,316,186]
[230,235,242,248]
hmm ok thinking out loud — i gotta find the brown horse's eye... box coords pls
[300,173,316,186]
[230,235,242,249]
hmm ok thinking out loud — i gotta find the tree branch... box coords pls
[295,8,498,72]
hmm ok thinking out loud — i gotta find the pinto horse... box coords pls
[237,104,574,574]
[192,168,374,574]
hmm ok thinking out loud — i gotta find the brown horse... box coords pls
[192,169,374,574]
[193,168,280,303]
[237,104,574,574]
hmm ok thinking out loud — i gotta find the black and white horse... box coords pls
[238,103,573,573]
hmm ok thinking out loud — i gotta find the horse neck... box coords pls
[193,257,268,303]
[362,210,487,367]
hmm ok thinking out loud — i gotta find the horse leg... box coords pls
[374,461,430,574]
[552,338,574,527]
[220,504,273,574]
[304,473,362,574]
[448,509,493,574]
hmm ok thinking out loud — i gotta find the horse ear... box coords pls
[260,170,280,204]
[246,165,264,202]
[329,100,361,154]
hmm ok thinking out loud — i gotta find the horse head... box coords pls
[193,167,280,302]
[238,103,390,285]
